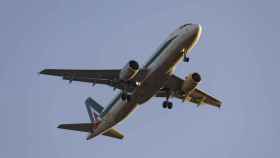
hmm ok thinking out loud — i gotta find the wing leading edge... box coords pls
[40,69,120,84]
[40,69,146,92]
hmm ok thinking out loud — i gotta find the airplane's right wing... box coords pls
[179,88,222,108]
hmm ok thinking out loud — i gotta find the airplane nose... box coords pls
[181,24,202,52]
[191,24,202,40]
[188,24,202,47]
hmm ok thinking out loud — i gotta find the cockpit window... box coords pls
[179,23,192,29]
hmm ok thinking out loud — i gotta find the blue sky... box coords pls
[0,1,279,157]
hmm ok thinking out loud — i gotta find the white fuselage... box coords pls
[92,24,202,137]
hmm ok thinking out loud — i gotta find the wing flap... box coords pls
[62,75,113,85]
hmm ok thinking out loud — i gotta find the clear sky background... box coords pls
[1,0,279,157]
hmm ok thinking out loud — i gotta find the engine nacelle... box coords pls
[119,60,140,81]
[181,72,201,94]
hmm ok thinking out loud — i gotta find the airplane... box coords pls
[40,23,222,140]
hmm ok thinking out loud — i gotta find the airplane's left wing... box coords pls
[40,69,120,82]
[40,69,145,91]
[156,75,222,108]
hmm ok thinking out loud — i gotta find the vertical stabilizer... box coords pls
[85,97,104,123]
[57,97,124,140]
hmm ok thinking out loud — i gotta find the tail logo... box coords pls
[85,97,104,130]
[92,112,101,129]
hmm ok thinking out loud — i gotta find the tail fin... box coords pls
[85,97,104,123]
[58,97,125,140]
[58,97,104,135]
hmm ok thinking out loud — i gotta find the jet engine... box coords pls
[119,60,140,81]
[181,72,201,94]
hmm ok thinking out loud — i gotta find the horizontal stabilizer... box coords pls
[58,124,124,140]
[58,123,92,133]
[102,128,124,139]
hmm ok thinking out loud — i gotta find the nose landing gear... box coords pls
[162,88,173,109]
[184,56,190,62]
[182,48,190,62]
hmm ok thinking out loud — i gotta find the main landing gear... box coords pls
[162,88,173,109]
[121,92,131,101]
[162,100,173,109]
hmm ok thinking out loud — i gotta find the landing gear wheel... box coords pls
[181,48,189,62]
[126,95,131,101]
[184,56,190,62]
[163,101,173,109]
[167,102,173,109]
[121,93,127,101]
[162,101,168,108]
[121,92,131,101]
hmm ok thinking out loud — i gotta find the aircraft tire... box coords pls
[184,57,190,62]
[121,93,127,101]
[163,101,168,108]
[167,102,173,109]
[126,95,131,101]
